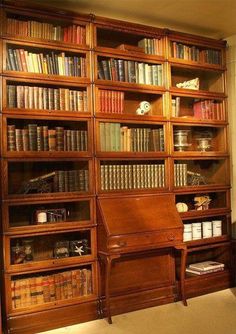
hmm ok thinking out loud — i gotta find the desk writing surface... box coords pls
[97,194,183,236]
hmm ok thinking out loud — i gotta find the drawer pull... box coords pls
[118,241,127,247]
[168,234,175,241]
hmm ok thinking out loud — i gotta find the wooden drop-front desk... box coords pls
[97,194,187,323]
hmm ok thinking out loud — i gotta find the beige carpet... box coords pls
[39,288,236,334]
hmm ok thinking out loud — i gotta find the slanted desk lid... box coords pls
[97,194,183,236]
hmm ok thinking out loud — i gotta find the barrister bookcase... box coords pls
[0,0,233,333]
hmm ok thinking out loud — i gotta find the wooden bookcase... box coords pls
[0,3,98,334]
[93,17,232,319]
[0,1,233,333]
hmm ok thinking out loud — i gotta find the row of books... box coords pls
[100,163,165,190]
[171,97,224,121]
[7,48,87,77]
[171,42,221,65]
[99,90,124,114]
[7,85,88,112]
[138,38,163,55]
[7,18,86,44]
[53,170,89,192]
[174,163,188,187]
[186,261,224,276]
[99,122,164,152]
[11,268,92,309]
[98,59,163,86]
[18,169,89,194]
[7,124,88,152]
[193,99,224,120]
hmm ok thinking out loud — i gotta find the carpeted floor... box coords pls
[38,288,236,334]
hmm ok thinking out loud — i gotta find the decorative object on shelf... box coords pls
[117,44,145,53]
[176,202,188,212]
[136,101,151,115]
[35,210,47,224]
[194,195,211,210]
[186,260,224,275]
[187,171,207,186]
[70,239,89,256]
[22,239,34,262]
[11,239,34,263]
[192,222,202,240]
[54,241,70,258]
[183,224,192,241]
[176,77,199,90]
[18,172,56,194]
[195,131,213,151]
[212,220,222,236]
[202,221,212,238]
[34,208,67,224]
[174,129,191,151]
[11,242,25,264]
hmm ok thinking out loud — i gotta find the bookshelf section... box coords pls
[96,54,164,87]
[4,198,93,232]
[94,20,164,58]
[4,41,88,79]
[175,189,229,215]
[5,80,90,114]
[170,94,225,122]
[5,12,88,46]
[4,116,90,156]
[7,229,94,270]
[172,124,227,154]
[184,242,231,278]
[173,158,229,189]
[98,159,166,192]
[4,160,91,198]
[97,120,165,154]
[8,263,95,312]
[170,65,225,94]
[182,214,230,242]
[95,86,165,119]
[169,41,223,67]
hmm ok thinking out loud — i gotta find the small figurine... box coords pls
[187,171,207,186]
[194,195,211,210]
[176,202,188,213]
[136,101,151,115]
[176,77,199,90]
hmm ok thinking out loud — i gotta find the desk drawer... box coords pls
[108,228,183,250]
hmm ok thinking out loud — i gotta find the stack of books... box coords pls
[186,260,225,275]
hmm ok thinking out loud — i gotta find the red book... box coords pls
[19,48,28,72]
[72,25,77,44]
[63,27,68,42]
[67,25,72,43]
[76,25,81,44]
[193,100,202,119]
[100,90,104,113]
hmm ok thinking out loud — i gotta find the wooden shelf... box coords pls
[180,208,231,220]
[94,46,165,61]
[94,79,166,92]
[3,71,91,84]
[168,58,225,71]
[3,33,90,50]
[170,117,228,126]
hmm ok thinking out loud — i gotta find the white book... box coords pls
[189,261,224,272]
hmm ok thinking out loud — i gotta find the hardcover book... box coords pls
[189,260,224,271]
